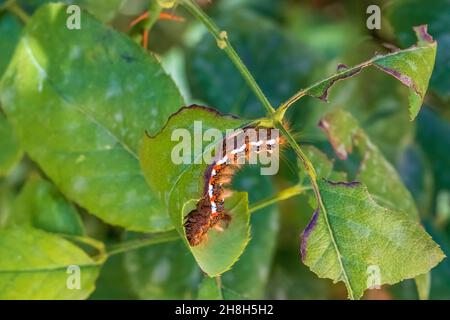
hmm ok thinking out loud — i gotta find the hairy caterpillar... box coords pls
[184,126,284,246]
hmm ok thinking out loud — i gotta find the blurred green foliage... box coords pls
[0,0,449,299]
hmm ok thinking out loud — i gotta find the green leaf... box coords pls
[0,227,102,299]
[8,176,85,235]
[319,109,419,219]
[0,113,22,176]
[197,276,223,300]
[0,3,184,232]
[388,0,450,99]
[301,179,445,300]
[90,253,137,299]
[124,239,201,299]
[287,25,436,120]
[140,106,251,276]
[190,193,250,277]
[318,109,436,297]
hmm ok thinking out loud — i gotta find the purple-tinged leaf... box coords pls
[283,25,436,120]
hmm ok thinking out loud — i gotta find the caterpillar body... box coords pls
[184,126,283,246]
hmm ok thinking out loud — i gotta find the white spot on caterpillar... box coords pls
[216,155,228,165]
[211,202,217,213]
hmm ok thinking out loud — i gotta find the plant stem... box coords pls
[3,0,30,24]
[59,234,107,264]
[106,230,179,256]
[179,0,276,115]
[249,184,311,214]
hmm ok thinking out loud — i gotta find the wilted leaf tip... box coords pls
[414,25,434,45]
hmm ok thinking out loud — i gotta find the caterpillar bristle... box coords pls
[221,189,233,199]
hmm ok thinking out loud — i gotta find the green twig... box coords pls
[179,0,275,115]
[249,184,311,214]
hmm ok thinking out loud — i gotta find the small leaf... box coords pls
[140,106,251,276]
[0,3,184,232]
[0,113,22,176]
[301,180,445,300]
[289,25,436,120]
[8,177,85,235]
[0,227,102,299]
